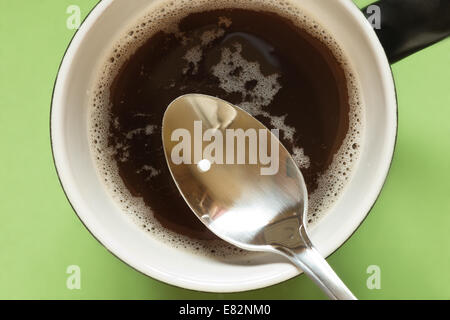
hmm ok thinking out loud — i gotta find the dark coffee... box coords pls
[90,3,362,249]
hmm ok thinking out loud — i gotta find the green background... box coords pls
[0,0,449,300]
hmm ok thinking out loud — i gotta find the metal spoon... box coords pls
[162,93,356,300]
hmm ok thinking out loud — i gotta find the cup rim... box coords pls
[50,0,398,293]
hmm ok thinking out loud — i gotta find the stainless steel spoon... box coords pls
[162,93,356,300]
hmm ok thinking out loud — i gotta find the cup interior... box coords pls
[51,0,397,292]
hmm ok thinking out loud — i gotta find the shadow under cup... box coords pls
[51,0,397,292]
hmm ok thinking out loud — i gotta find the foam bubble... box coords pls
[292,147,310,169]
[210,43,300,144]
[183,45,203,74]
[137,165,161,178]
[88,0,364,257]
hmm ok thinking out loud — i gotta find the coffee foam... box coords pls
[89,0,363,257]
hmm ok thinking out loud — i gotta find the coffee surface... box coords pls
[91,4,362,249]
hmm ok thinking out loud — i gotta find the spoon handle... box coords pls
[280,227,357,300]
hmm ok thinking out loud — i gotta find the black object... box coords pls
[362,0,450,63]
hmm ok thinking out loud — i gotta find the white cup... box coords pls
[51,0,397,292]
